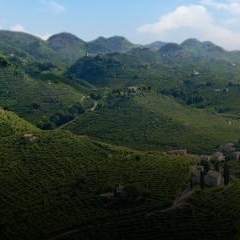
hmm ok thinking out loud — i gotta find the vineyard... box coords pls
[53,179,240,240]
[64,91,240,153]
[0,66,84,125]
[0,111,195,239]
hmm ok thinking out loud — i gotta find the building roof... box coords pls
[206,170,221,179]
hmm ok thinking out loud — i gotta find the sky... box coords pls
[1,0,240,50]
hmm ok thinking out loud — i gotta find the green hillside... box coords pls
[0,108,37,137]
[63,91,240,153]
[0,30,56,63]
[66,39,240,117]
[86,36,137,55]
[47,33,87,65]
[2,31,240,240]
[0,61,90,127]
[66,179,240,240]
[0,109,194,239]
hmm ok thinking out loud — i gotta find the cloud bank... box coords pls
[138,4,240,50]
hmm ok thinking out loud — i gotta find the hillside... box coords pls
[47,33,87,65]
[0,30,56,63]
[0,108,37,137]
[146,41,167,51]
[66,179,240,240]
[86,36,137,55]
[0,59,93,128]
[0,109,194,239]
[2,30,240,240]
[0,31,140,67]
[66,39,240,117]
[63,91,240,153]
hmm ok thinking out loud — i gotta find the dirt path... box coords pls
[145,189,195,217]
[160,189,194,212]
[90,101,98,111]
[80,95,86,103]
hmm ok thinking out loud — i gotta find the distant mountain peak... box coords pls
[181,38,201,47]
[47,32,85,44]
[159,42,182,55]
[87,35,136,54]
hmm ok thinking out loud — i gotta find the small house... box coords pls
[220,143,236,152]
[166,149,187,156]
[199,155,211,162]
[193,69,199,76]
[212,152,225,161]
[23,133,37,142]
[233,151,240,161]
[127,86,138,92]
[99,192,114,199]
[204,170,222,186]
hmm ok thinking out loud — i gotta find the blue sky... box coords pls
[1,0,240,49]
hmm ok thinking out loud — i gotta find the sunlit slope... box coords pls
[64,92,240,153]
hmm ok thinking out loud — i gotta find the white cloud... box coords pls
[201,0,240,15]
[138,5,210,34]
[10,24,27,32]
[10,24,52,40]
[138,4,240,50]
[43,0,66,14]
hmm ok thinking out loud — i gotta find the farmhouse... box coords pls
[99,192,114,199]
[23,133,37,142]
[127,86,138,92]
[166,149,187,156]
[212,152,225,161]
[199,155,211,162]
[220,142,236,152]
[204,170,222,186]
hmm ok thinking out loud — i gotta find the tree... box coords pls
[213,160,220,172]
[201,160,211,172]
[223,163,230,186]
[200,170,205,189]
[190,173,194,189]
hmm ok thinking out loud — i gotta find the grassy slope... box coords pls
[0,30,56,63]
[0,65,85,125]
[0,108,37,137]
[0,109,194,239]
[64,91,240,153]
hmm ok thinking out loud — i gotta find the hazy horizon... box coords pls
[1,0,240,50]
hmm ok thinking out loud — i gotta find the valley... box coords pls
[0,30,240,239]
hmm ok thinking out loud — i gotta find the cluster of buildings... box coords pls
[192,166,222,187]
[166,141,240,187]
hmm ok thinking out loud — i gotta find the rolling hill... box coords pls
[47,33,87,65]
[86,36,137,55]
[63,91,240,153]
[0,56,92,128]
[0,108,195,239]
[0,30,56,63]
[1,30,240,240]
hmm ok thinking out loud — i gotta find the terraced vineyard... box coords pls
[58,179,240,240]
[0,65,85,125]
[0,109,195,239]
[64,91,240,153]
